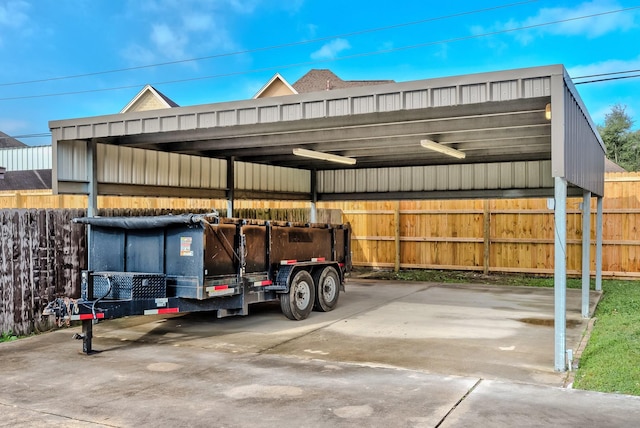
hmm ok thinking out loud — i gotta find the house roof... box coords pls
[0,169,51,191]
[293,69,395,93]
[120,84,179,113]
[605,157,626,172]
[253,73,298,98]
[0,131,27,148]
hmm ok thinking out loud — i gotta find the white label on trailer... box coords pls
[155,298,168,307]
[180,236,193,256]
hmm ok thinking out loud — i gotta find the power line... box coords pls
[0,0,539,87]
[1,5,638,102]
[574,73,640,85]
[573,69,640,79]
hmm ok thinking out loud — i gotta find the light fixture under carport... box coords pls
[420,139,466,159]
[292,148,357,165]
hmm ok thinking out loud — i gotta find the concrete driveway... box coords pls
[2,280,639,427]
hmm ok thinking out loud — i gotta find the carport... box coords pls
[50,64,605,372]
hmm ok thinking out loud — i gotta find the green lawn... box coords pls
[573,280,640,395]
[353,268,640,396]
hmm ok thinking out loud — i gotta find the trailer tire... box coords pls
[280,270,315,320]
[313,266,340,312]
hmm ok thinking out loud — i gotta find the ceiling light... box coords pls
[420,139,466,159]
[292,148,356,165]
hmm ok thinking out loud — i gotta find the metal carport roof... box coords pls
[50,64,605,372]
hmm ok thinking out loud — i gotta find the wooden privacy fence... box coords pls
[321,172,640,278]
[1,209,86,336]
[0,207,341,336]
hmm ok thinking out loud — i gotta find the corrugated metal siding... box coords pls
[491,80,518,101]
[58,141,227,189]
[432,87,457,107]
[404,90,428,109]
[352,96,375,114]
[461,84,487,104]
[304,101,325,119]
[318,160,554,193]
[378,93,401,112]
[282,103,302,121]
[0,146,52,171]
[562,84,605,195]
[523,77,551,97]
[328,98,349,116]
[259,106,279,123]
[235,162,310,193]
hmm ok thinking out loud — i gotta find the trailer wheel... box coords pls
[280,270,315,320]
[313,266,340,312]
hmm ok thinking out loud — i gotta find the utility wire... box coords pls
[0,0,539,87]
[4,69,640,140]
[574,73,640,85]
[1,5,638,102]
[573,69,640,79]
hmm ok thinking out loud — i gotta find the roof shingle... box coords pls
[292,69,394,94]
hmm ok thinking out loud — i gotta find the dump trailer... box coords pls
[44,213,351,353]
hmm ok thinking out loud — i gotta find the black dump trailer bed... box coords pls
[45,213,351,353]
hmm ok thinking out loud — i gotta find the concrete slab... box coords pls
[3,280,635,428]
[441,379,640,428]
[266,281,598,386]
[1,331,477,427]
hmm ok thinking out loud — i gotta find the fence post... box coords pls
[15,192,24,209]
[394,201,400,272]
[483,200,491,274]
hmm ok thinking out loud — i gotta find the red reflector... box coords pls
[214,285,229,290]
[254,280,272,286]
[71,313,105,321]
[144,308,179,315]
[339,263,345,267]
[280,260,297,265]
[311,257,326,262]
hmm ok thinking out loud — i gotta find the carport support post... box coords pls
[84,139,98,355]
[310,169,318,223]
[595,197,603,291]
[554,176,568,372]
[581,191,591,318]
[226,156,235,217]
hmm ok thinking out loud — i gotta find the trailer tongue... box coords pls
[44,213,351,353]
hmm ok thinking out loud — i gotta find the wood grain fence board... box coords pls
[1,211,13,334]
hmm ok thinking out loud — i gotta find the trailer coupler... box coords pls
[43,298,102,354]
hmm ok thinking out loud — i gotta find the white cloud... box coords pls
[121,43,157,65]
[0,118,28,134]
[475,0,637,44]
[182,14,213,32]
[0,0,30,47]
[0,0,29,26]
[311,38,351,60]
[151,24,188,59]
[568,56,640,79]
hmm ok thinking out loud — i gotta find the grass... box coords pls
[353,268,640,396]
[355,267,586,288]
[573,280,640,395]
[0,331,18,343]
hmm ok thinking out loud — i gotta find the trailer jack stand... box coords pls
[81,319,94,354]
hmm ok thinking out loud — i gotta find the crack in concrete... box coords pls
[435,378,483,428]
[0,401,118,427]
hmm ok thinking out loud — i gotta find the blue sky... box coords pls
[1,0,639,146]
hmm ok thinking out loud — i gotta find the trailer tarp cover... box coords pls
[73,213,216,229]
